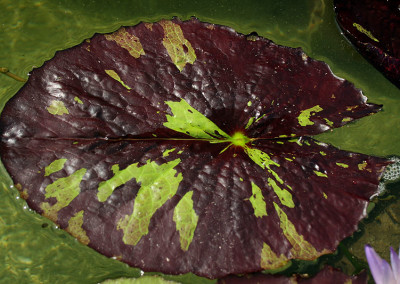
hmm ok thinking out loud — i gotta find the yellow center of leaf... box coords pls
[229,132,251,147]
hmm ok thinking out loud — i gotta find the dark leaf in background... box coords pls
[219,266,368,284]
[334,0,400,88]
[0,18,390,278]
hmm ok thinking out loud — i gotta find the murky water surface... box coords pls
[1,0,400,283]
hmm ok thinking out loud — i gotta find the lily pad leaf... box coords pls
[0,18,390,278]
[334,0,400,88]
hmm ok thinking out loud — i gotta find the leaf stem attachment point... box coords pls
[229,132,251,147]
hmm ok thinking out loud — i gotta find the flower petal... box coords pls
[390,247,400,283]
[365,245,396,284]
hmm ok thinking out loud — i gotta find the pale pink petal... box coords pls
[365,245,396,284]
[390,247,400,284]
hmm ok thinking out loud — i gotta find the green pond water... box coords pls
[0,0,400,283]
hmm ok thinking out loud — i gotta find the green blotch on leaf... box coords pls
[104,27,145,59]
[245,117,255,129]
[44,158,67,176]
[245,147,280,170]
[47,100,69,116]
[274,202,328,259]
[173,191,198,251]
[164,99,253,150]
[336,163,349,168]
[41,168,87,221]
[164,99,230,140]
[255,114,266,123]
[260,242,289,270]
[74,96,83,104]
[342,117,352,123]
[288,138,303,146]
[324,118,333,127]
[298,105,323,126]
[67,210,90,245]
[162,148,176,157]
[320,151,327,156]
[111,164,120,174]
[97,164,124,202]
[160,20,196,71]
[245,147,284,184]
[267,178,294,208]
[358,161,368,171]
[353,23,379,42]
[105,69,132,89]
[314,170,328,178]
[245,147,294,207]
[249,182,268,217]
[113,159,183,246]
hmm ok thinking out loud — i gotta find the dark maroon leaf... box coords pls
[0,18,390,278]
[218,267,368,284]
[334,0,400,88]
[299,267,367,284]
